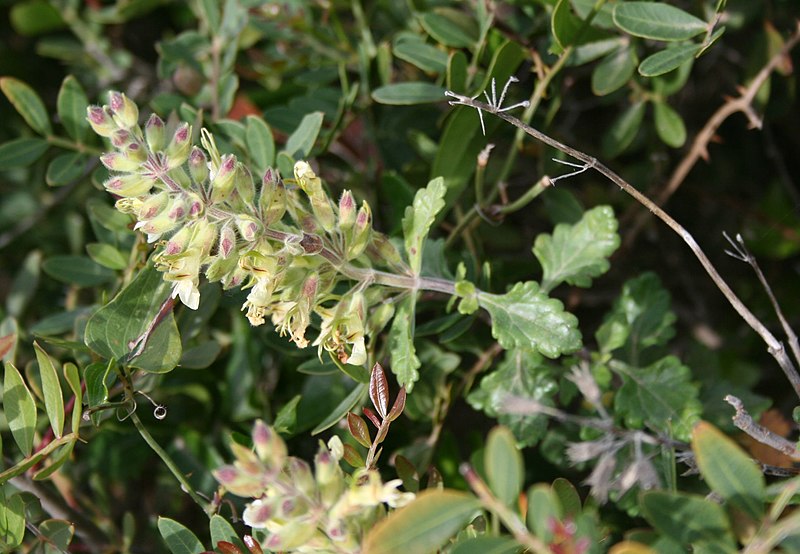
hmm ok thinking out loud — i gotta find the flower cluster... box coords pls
[88,91,407,365]
[214,420,414,552]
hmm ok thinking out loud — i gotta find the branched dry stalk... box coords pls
[621,21,800,248]
[724,395,800,461]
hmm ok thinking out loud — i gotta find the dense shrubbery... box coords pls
[1,1,800,552]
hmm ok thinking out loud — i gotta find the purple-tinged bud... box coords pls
[286,458,315,498]
[338,190,356,231]
[235,215,261,242]
[103,174,153,197]
[138,191,169,220]
[263,519,318,551]
[210,154,237,203]
[111,129,133,149]
[107,90,139,129]
[164,226,193,255]
[145,114,166,152]
[367,231,406,269]
[252,419,287,467]
[218,224,236,259]
[263,167,278,186]
[347,201,372,259]
[167,166,191,189]
[205,254,238,284]
[100,151,140,173]
[188,146,209,183]
[302,273,319,301]
[234,166,255,205]
[258,175,286,225]
[184,191,203,218]
[167,196,189,222]
[126,142,147,163]
[188,218,218,256]
[242,498,273,529]
[135,212,179,239]
[164,123,191,170]
[86,105,115,137]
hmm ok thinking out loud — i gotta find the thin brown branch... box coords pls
[445,90,800,399]
[622,21,800,248]
[725,395,800,461]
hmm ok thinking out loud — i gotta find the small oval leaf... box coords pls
[602,101,646,158]
[245,115,275,174]
[653,101,687,148]
[0,137,49,169]
[0,76,52,135]
[284,111,324,160]
[592,46,637,96]
[46,152,87,186]
[369,362,389,418]
[34,341,64,438]
[639,43,702,77]
[347,412,372,448]
[158,516,204,554]
[372,82,447,105]
[57,75,89,141]
[4,361,37,456]
[42,255,116,286]
[485,426,524,506]
[613,2,707,41]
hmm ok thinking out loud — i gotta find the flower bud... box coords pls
[263,518,318,551]
[252,420,287,466]
[286,458,315,498]
[100,151,140,173]
[315,448,344,506]
[235,166,255,206]
[134,212,179,240]
[145,113,166,152]
[259,173,286,225]
[205,254,238,284]
[126,142,147,163]
[86,105,115,137]
[218,224,236,259]
[367,302,395,336]
[242,498,275,529]
[108,90,139,129]
[210,154,237,203]
[188,147,209,183]
[115,197,142,214]
[184,191,203,218]
[165,123,191,169]
[347,201,372,259]
[338,190,356,231]
[235,215,262,242]
[168,166,191,189]
[166,195,189,222]
[111,129,134,149]
[138,191,170,220]
[104,174,153,197]
[368,232,406,269]
[188,218,218,256]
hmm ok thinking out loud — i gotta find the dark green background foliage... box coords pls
[1,0,800,552]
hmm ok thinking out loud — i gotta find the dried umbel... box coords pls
[213,420,414,552]
[88,92,408,366]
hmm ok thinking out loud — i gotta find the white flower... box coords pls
[172,278,200,309]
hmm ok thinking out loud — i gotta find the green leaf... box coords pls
[389,295,421,391]
[570,38,628,66]
[446,50,468,92]
[653,101,687,148]
[552,0,583,51]
[33,440,75,480]
[3,362,37,456]
[363,489,480,554]
[641,490,736,550]
[179,340,221,369]
[6,249,41,319]
[273,394,301,434]
[34,342,64,439]
[284,111,324,160]
[46,152,87,186]
[451,536,521,554]
[692,421,765,520]
[403,176,446,274]
[371,82,447,105]
[57,76,89,141]
[157,516,204,554]
[10,0,66,36]
[613,2,707,41]
[639,43,702,77]
[209,514,244,552]
[245,115,275,175]
[478,282,581,357]
[42,255,116,287]
[0,137,49,169]
[84,263,182,373]
[526,484,562,542]
[419,9,478,48]
[63,362,82,435]
[596,272,676,355]
[534,205,620,293]
[0,493,25,548]
[0,77,52,136]
[86,243,128,271]
[570,0,616,29]
[84,361,111,426]
[602,101,646,158]
[311,383,367,435]
[38,519,74,550]
[467,349,558,447]
[592,46,637,96]
[552,477,582,517]
[485,426,524,506]
[394,38,448,74]
[613,356,701,441]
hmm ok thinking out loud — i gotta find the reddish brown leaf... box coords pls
[342,443,365,468]
[387,386,406,422]
[369,362,389,419]
[0,333,16,359]
[243,536,264,554]
[363,407,382,429]
[347,412,372,448]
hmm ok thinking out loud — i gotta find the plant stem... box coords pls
[445,89,800,400]
[46,134,104,156]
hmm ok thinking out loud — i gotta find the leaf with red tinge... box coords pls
[347,412,371,448]
[363,407,382,429]
[216,541,243,554]
[243,535,263,554]
[370,362,390,418]
[387,386,407,422]
[0,333,16,359]
[343,443,365,468]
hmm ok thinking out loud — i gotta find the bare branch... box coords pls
[725,395,800,461]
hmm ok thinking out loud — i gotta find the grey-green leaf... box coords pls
[592,46,637,96]
[478,282,582,358]
[84,263,181,373]
[419,9,478,48]
[311,383,367,435]
[602,101,646,158]
[613,2,707,41]
[394,39,448,74]
[639,43,702,77]
[245,115,275,174]
[42,255,116,287]
[402,176,446,274]
[284,111,323,160]
[34,341,64,439]
[0,137,49,169]
[654,100,687,148]
[534,205,620,293]
[158,516,204,554]
[86,243,128,271]
[46,152,87,186]
[389,295,421,391]
[371,82,447,105]
[4,362,37,456]
[0,493,26,548]
[642,490,736,549]
[57,75,89,141]
[0,77,52,136]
